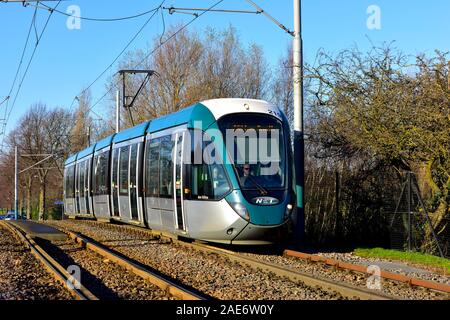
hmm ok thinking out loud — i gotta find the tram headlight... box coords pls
[229,202,250,221]
[285,204,293,220]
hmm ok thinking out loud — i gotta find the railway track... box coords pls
[188,239,449,300]
[46,219,418,300]
[177,240,395,300]
[61,231,207,300]
[110,222,450,298]
[61,219,450,299]
[4,221,206,300]
[0,221,93,300]
[283,250,450,294]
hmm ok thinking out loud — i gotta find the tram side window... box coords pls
[75,163,80,196]
[64,167,69,198]
[83,161,88,193]
[93,151,110,196]
[137,142,144,197]
[191,164,212,200]
[130,144,137,187]
[79,161,85,197]
[159,135,174,198]
[145,138,160,197]
[74,163,78,195]
[99,151,109,194]
[112,148,119,188]
[86,159,90,193]
[65,165,75,198]
[119,146,130,195]
[88,158,93,193]
[70,165,75,197]
[93,155,99,194]
[189,130,230,200]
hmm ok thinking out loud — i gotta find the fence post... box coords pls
[411,174,445,258]
[407,172,413,252]
[335,171,341,240]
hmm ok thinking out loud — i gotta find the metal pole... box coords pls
[411,174,445,258]
[335,171,340,239]
[122,72,126,111]
[116,90,120,133]
[293,0,305,240]
[86,126,91,147]
[14,146,18,220]
[407,172,412,251]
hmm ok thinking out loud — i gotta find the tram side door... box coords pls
[118,146,130,218]
[111,148,120,217]
[173,132,186,232]
[75,163,80,214]
[129,143,139,221]
[84,159,91,215]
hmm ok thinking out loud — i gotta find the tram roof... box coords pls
[65,99,277,166]
[77,144,96,160]
[64,153,77,166]
[95,134,115,151]
[112,121,150,144]
[147,103,216,133]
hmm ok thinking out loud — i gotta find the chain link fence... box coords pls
[389,172,448,257]
[304,163,449,258]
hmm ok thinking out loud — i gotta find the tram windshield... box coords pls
[218,113,287,190]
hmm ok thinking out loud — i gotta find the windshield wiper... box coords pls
[245,175,268,196]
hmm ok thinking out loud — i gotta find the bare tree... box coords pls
[271,45,294,126]
[103,24,270,132]
[10,103,72,220]
[70,88,92,153]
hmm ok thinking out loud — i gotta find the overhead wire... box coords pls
[159,3,166,46]
[1,0,225,146]
[0,97,9,108]
[87,0,225,118]
[244,0,294,36]
[68,0,165,111]
[1,5,37,133]
[39,1,162,22]
[1,1,62,151]
[137,0,225,68]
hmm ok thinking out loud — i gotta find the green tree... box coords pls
[307,44,449,252]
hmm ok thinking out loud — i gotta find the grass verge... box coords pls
[353,247,450,273]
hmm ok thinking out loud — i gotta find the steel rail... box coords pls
[0,221,97,300]
[284,250,450,294]
[112,221,449,297]
[73,220,395,300]
[57,228,207,300]
[176,241,396,300]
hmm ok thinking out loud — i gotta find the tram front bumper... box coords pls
[230,221,290,245]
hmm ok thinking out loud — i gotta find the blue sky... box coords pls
[0,0,449,141]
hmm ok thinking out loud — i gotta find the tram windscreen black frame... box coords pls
[218,113,287,191]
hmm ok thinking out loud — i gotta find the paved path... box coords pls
[8,220,67,241]
[355,260,432,274]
